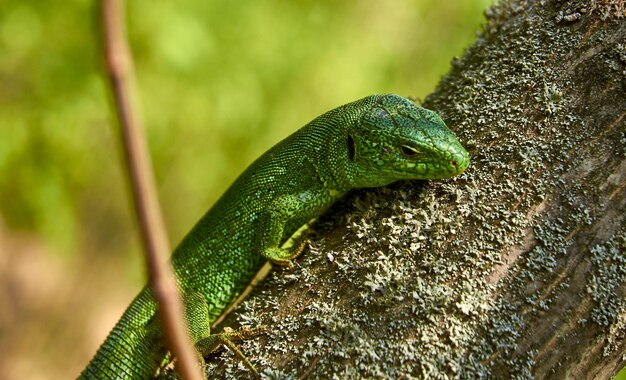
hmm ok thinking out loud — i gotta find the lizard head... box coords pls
[346,94,469,187]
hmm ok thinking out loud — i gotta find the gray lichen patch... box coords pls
[586,233,626,333]
[552,0,626,23]
[207,0,626,378]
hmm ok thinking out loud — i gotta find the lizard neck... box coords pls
[305,96,390,192]
[314,127,398,191]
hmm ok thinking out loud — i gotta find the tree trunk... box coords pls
[211,0,626,378]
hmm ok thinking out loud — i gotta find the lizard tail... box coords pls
[78,287,162,380]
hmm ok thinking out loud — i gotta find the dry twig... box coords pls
[101,0,203,379]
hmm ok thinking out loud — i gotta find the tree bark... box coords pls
[211,0,626,378]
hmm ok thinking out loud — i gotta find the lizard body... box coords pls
[79,94,469,379]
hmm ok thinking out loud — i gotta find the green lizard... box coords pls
[79,94,470,379]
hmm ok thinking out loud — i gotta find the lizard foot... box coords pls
[263,239,309,269]
[196,326,268,378]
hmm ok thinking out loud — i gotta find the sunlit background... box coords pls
[0,1,492,378]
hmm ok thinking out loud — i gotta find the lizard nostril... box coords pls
[451,160,458,167]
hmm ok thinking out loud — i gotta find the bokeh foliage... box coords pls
[0,0,489,258]
[0,1,489,378]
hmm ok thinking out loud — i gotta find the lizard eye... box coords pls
[400,144,421,158]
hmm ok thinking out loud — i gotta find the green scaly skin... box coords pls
[79,94,470,379]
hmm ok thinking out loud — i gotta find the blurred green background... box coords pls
[0,1,491,378]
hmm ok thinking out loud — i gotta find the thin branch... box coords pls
[101,1,203,379]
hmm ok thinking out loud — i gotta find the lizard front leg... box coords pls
[255,188,332,267]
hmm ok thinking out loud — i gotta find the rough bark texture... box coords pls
[210,0,626,379]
